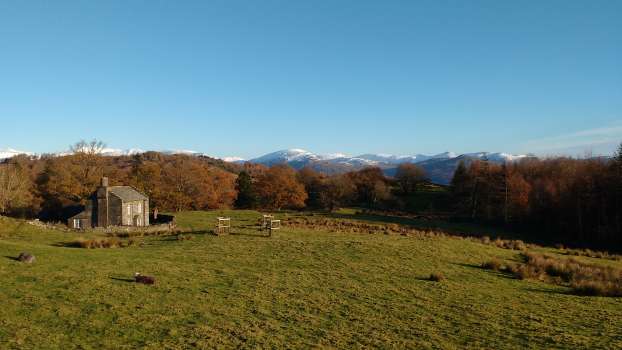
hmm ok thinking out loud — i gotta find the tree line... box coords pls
[450,144,622,248]
[0,141,428,220]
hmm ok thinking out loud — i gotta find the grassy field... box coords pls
[1,210,621,349]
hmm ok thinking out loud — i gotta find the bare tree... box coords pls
[70,139,106,155]
[69,139,107,192]
[395,163,427,195]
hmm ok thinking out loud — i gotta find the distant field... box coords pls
[1,211,621,349]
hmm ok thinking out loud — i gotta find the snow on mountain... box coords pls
[249,149,321,165]
[0,148,33,160]
[221,156,245,163]
[244,149,533,184]
[161,149,200,156]
[99,148,146,156]
[461,152,529,163]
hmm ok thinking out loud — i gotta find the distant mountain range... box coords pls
[241,149,534,184]
[0,147,535,185]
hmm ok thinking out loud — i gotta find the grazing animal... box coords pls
[134,272,155,285]
[17,252,35,263]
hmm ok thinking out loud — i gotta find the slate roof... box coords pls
[108,186,148,202]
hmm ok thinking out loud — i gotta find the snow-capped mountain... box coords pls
[353,152,457,165]
[462,152,529,163]
[243,149,534,184]
[246,149,526,168]
[0,148,33,160]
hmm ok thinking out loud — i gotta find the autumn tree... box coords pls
[297,167,326,208]
[395,163,426,195]
[318,174,356,211]
[255,165,308,210]
[347,167,391,208]
[0,164,31,214]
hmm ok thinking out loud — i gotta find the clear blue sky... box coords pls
[1,0,621,159]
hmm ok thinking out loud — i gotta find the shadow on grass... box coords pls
[110,276,135,283]
[523,286,572,296]
[415,276,442,282]
[51,241,82,248]
[4,255,20,261]
[324,211,519,239]
[230,231,270,238]
[452,262,518,280]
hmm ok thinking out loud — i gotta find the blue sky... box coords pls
[1,0,621,159]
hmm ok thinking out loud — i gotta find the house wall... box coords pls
[96,187,108,227]
[117,199,149,227]
[108,194,123,226]
[144,199,150,227]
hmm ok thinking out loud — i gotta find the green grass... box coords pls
[1,211,621,349]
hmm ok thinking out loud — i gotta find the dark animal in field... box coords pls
[18,252,35,263]
[134,272,155,285]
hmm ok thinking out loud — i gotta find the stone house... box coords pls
[68,177,150,229]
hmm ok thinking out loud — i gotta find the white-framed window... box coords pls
[74,219,82,229]
[137,202,142,213]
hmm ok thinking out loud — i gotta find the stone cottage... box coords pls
[68,177,149,229]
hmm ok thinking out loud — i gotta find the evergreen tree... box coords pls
[450,161,471,215]
[234,171,257,209]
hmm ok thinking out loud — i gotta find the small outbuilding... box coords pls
[68,177,150,229]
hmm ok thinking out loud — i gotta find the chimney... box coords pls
[101,177,109,187]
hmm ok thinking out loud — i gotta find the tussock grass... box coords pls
[563,247,622,261]
[485,252,622,297]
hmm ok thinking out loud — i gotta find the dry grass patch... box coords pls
[485,252,622,297]
[72,237,140,249]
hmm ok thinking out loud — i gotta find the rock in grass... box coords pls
[134,272,155,285]
[18,252,35,263]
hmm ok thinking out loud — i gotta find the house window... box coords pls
[137,202,142,213]
[74,219,82,229]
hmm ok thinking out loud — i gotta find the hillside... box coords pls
[1,211,621,348]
